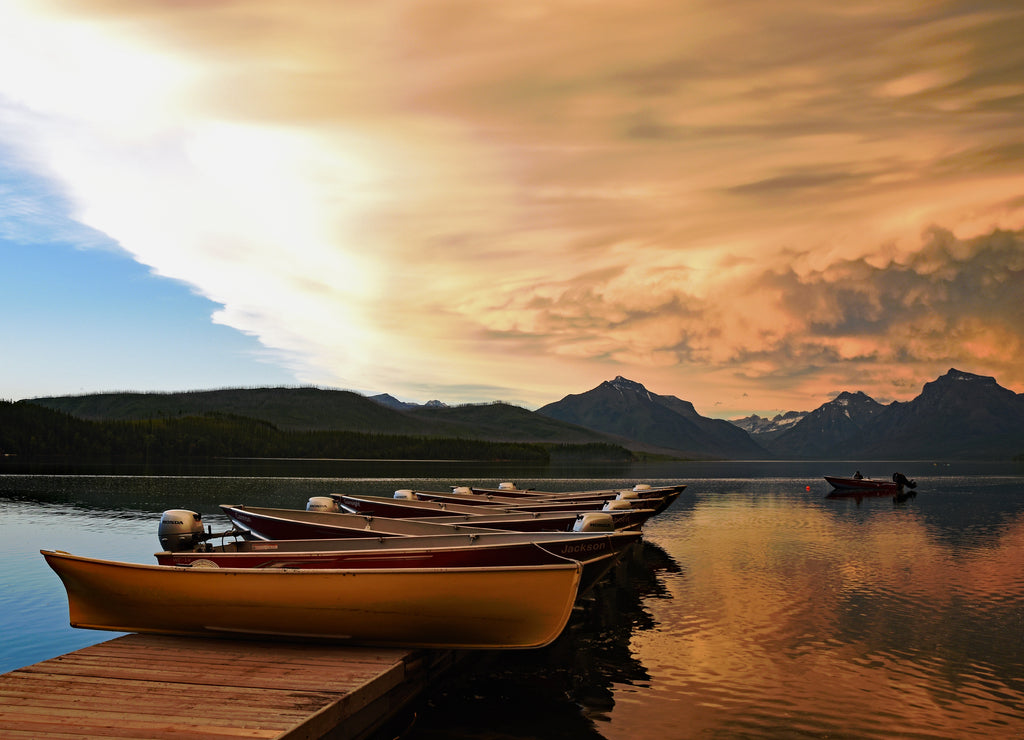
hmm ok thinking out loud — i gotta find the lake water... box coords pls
[2,460,1023,739]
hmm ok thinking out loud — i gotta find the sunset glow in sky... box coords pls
[2,0,1023,418]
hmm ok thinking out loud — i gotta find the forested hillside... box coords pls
[29,387,621,444]
[0,401,634,463]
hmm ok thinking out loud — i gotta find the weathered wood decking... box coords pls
[0,634,457,739]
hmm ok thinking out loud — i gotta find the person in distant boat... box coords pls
[853,470,863,479]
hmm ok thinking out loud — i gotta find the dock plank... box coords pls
[0,634,452,739]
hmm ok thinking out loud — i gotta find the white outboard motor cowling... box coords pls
[574,512,615,532]
[394,489,415,499]
[452,486,473,495]
[306,496,339,513]
[158,510,205,552]
[498,482,517,491]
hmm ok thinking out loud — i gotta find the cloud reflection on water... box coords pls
[619,493,1024,739]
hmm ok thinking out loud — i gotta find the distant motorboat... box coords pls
[825,473,917,496]
[825,475,899,493]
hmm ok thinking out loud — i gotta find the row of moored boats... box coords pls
[42,482,685,650]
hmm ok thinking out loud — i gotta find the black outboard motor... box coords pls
[891,472,917,489]
[158,509,205,552]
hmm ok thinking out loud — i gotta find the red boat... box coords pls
[220,505,505,540]
[824,474,917,496]
[418,509,653,532]
[155,529,642,594]
[825,475,898,493]
[404,489,671,513]
[334,493,660,520]
[221,503,653,540]
[466,482,686,500]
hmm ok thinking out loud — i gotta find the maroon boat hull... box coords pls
[418,509,655,532]
[824,476,899,493]
[156,531,642,593]
[222,503,655,539]
[221,505,504,540]
[336,493,666,518]
[468,484,686,500]
[411,490,672,513]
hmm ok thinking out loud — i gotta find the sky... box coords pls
[1,0,1023,420]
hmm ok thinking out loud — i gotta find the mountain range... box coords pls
[747,369,1024,460]
[536,376,769,459]
[23,368,1024,460]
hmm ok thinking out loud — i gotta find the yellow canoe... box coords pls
[41,548,582,650]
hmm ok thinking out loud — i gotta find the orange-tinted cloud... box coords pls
[3,0,1023,413]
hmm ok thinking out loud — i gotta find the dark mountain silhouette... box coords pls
[847,369,1024,459]
[369,393,418,411]
[536,376,770,459]
[407,402,626,445]
[20,368,1024,460]
[742,369,1024,460]
[758,391,887,458]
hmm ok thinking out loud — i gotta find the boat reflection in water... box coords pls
[401,540,681,739]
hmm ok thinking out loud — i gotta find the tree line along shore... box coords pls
[0,400,636,464]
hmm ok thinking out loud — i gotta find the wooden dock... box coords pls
[0,634,457,739]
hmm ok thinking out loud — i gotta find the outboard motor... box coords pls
[615,490,640,500]
[573,512,615,532]
[452,486,474,495]
[306,496,339,513]
[497,482,517,491]
[394,489,415,499]
[158,510,205,552]
[602,499,633,512]
[633,484,651,493]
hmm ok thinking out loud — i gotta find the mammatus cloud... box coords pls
[2,0,1023,415]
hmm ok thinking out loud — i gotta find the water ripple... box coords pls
[7,469,1024,739]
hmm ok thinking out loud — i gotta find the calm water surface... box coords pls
[2,460,1023,739]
